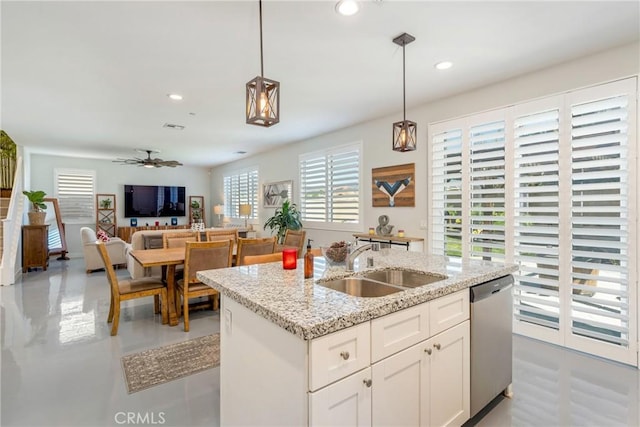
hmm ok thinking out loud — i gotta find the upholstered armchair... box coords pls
[80,227,130,274]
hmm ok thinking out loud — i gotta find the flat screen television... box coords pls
[124,185,186,218]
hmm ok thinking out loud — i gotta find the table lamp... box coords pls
[214,204,224,226]
[239,204,252,229]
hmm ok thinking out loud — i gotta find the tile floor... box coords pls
[1,258,639,426]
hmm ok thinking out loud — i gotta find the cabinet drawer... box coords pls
[430,290,469,336]
[371,303,429,362]
[309,322,370,391]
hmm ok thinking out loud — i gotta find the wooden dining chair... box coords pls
[243,252,283,265]
[176,240,233,332]
[205,229,239,244]
[236,237,277,266]
[96,243,168,336]
[161,231,201,283]
[274,229,306,257]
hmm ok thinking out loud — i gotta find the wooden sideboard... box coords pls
[22,225,49,272]
[117,225,190,243]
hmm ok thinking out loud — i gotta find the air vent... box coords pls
[163,123,185,130]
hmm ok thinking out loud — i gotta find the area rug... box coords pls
[121,334,219,394]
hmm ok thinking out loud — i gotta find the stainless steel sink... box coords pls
[316,277,404,298]
[361,268,447,288]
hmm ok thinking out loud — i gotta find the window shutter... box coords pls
[570,93,630,347]
[299,143,360,227]
[431,127,463,256]
[513,107,561,331]
[224,169,258,218]
[469,120,506,261]
[55,169,95,222]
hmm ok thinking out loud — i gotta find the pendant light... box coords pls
[392,33,416,152]
[246,0,280,127]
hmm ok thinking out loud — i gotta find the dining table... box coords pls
[129,247,185,327]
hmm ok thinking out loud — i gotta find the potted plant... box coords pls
[100,198,112,209]
[264,199,302,244]
[23,190,47,225]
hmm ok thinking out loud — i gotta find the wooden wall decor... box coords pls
[372,163,415,207]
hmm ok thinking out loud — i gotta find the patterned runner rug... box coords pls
[121,334,220,394]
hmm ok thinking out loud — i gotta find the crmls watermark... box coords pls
[114,412,166,425]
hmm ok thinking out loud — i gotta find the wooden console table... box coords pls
[352,233,424,252]
[117,225,190,243]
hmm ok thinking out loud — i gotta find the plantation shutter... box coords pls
[431,126,463,256]
[469,119,506,262]
[513,103,561,334]
[569,91,631,349]
[54,169,95,222]
[224,169,258,218]
[299,143,360,226]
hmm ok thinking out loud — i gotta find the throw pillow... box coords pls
[96,230,111,243]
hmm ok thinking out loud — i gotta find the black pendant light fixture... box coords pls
[246,0,280,127]
[392,32,416,152]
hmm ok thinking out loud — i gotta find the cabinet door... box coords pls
[428,320,470,427]
[372,342,429,426]
[309,367,372,427]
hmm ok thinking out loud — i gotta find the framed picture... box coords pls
[130,218,138,226]
[372,163,415,207]
[171,217,178,225]
[263,180,293,208]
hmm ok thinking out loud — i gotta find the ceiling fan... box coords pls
[113,149,183,168]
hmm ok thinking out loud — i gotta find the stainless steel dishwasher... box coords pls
[469,274,514,418]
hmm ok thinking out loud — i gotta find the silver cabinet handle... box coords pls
[340,351,350,360]
[434,343,441,350]
[363,379,372,388]
[424,348,432,355]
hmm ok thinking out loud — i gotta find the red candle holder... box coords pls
[282,249,297,270]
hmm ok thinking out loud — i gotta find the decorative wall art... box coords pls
[372,163,415,207]
[263,180,293,208]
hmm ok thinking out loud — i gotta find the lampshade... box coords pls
[392,32,417,152]
[213,204,224,215]
[246,0,280,127]
[239,204,252,217]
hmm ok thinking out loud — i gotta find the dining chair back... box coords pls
[96,242,168,336]
[162,231,201,248]
[176,240,234,331]
[236,237,277,266]
[243,252,283,265]
[205,229,239,244]
[275,229,306,257]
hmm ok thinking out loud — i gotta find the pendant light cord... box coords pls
[259,0,264,77]
[402,42,406,121]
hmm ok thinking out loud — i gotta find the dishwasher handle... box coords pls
[470,275,513,302]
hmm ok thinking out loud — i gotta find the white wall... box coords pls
[28,153,211,256]
[211,42,640,247]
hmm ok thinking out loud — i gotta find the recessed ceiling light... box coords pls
[167,93,183,101]
[335,0,359,16]
[435,61,453,70]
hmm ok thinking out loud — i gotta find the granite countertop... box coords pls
[197,250,518,340]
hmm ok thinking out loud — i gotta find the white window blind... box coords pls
[223,169,258,219]
[513,107,561,332]
[54,169,95,222]
[570,94,630,348]
[431,128,463,257]
[299,143,361,228]
[430,78,637,365]
[469,120,505,262]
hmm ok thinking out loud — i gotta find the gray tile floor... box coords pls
[1,258,638,427]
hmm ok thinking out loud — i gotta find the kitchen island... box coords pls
[198,250,517,426]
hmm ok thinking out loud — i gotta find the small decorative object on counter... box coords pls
[282,249,297,270]
[375,214,394,236]
[322,241,348,267]
[398,229,405,238]
[368,227,375,235]
[304,239,314,278]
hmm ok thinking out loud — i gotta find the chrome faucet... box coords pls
[346,242,379,271]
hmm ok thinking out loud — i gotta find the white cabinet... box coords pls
[309,367,372,427]
[372,321,470,427]
[310,290,470,427]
